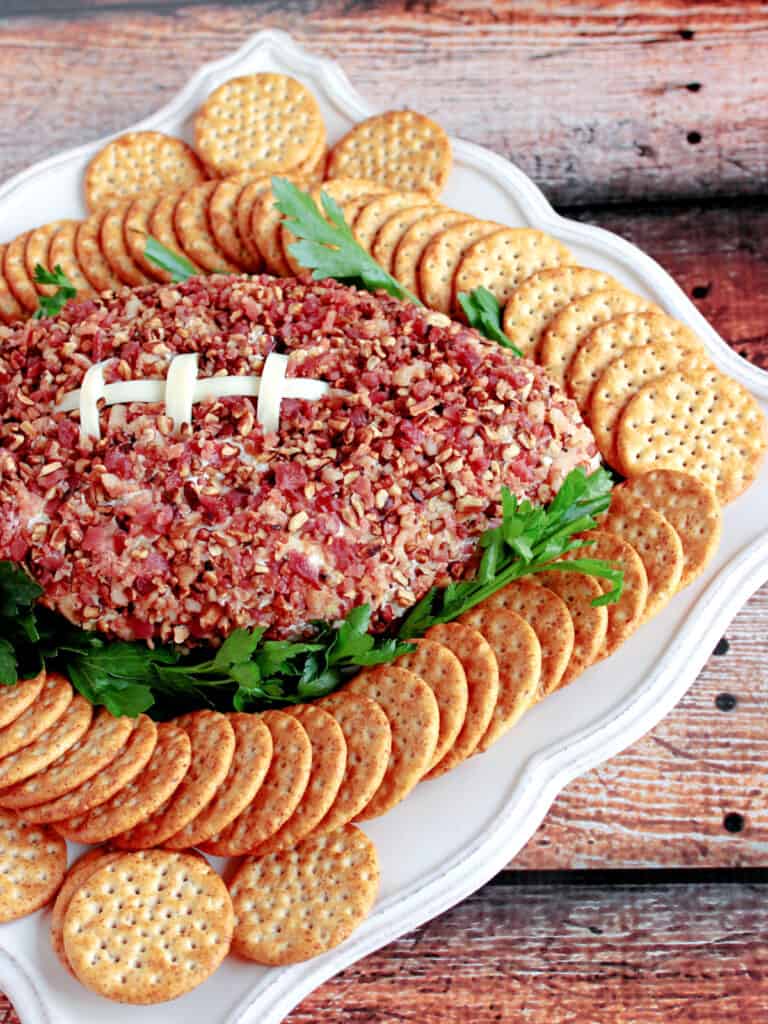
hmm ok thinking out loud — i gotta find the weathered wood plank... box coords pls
[0,3,766,206]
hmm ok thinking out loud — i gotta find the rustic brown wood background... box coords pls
[1,1,767,1020]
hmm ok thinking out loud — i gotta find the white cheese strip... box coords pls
[256,351,289,435]
[165,353,198,431]
[78,361,107,442]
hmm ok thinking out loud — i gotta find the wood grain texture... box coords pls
[0,2,766,206]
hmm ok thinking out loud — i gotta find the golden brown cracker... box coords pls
[371,202,443,273]
[4,232,39,312]
[49,221,95,299]
[538,288,662,386]
[0,694,91,790]
[0,245,25,324]
[234,178,273,266]
[353,191,432,253]
[165,712,273,851]
[202,710,311,857]
[124,193,175,282]
[51,850,124,973]
[0,672,72,761]
[533,572,608,687]
[348,666,439,819]
[147,190,202,272]
[393,208,470,297]
[0,670,45,730]
[314,692,392,835]
[0,809,67,923]
[617,366,767,503]
[394,638,468,770]
[100,199,153,286]
[328,110,451,195]
[501,266,617,360]
[482,579,575,698]
[621,469,722,589]
[75,212,123,293]
[458,606,541,751]
[210,174,268,271]
[63,850,233,1004]
[422,622,500,778]
[195,73,324,178]
[114,711,235,850]
[174,181,242,273]
[419,219,502,313]
[25,220,74,296]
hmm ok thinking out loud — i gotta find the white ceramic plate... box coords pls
[1,29,767,1024]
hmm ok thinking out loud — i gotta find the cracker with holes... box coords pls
[25,220,74,296]
[249,178,311,276]
[563,530,648,657]
[100,199,152,287]
[458,606,541,750]
[590,343,709,467]
[315,692,392,834]
[84,130,207,212]
[0,808,67,923]
[538,289,662,386]
[4,233,38,312]
[328,110,452,196]
[174,181,242,273]
[453,228,571,315]
[229,825,379,965]
[617,366,768,503]
[49,222,95,298]
[352,191,432,253]
[621,470,722,589]
[393,638,469,771]
[534,572,608,687]
[210,173,268,271]
[56,722,192,844]
[567,311,705,413]
[75,212,123,292]
[51,850,124,973]
[0,246,25,324]
[502,266,617,359]
[115,711,235,850]
[0,670,45,730]
[147,190,201,271]
[234,178,273,266]
[0,672,72,760]
[371,202,443,272]
[63,850,234,1004]
[124,194,175,282]
[423,622,500,778]
[195,73,325,178]
[392,208,470,296]
[0,694,91,790]
[202,710,311,857]
[348,666,439,819]
[419,219,502,313]
[165,712,273,851]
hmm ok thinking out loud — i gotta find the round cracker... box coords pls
[75,212,123,293]
[51,850,124,973]
[419,219,502,313]
[563,530,649,657]
[250,182,303,277]
[147,189,203,272]
[0,709,134,811]
[621,469,722,589]
[501,266,618,359]
[202,710,311,857]
[84,130,207,212]
[590,343,710,467]
[49,221,96,299]
[567,311,705,412]
[174,181,242,273]
[4,232,39,312]
[538,289,662,386]
[252,704,346,856]
[165,712,273,851]
[0,245,25,324]
[63,850,233,1005]
[0,669,45,730]
[230,825,378,966]
[352,191,432,253]
[371,203,443,273]
[392,208,470,297]
[534,571,608,687]
[328,110,451,195]
[314,692,392,835]
[348,666,439,819]
[393,639,469,770]
[422,622,500,778]
[0,694,91,790]
[482,579,575,698]
[599,490,685,622]
[25,220,75,296]
[195,73,324,178]
[292,133,327,180]
[56,722,192,844]
[210,173,267,271]
[18,713,157,824]
[454,228,571,315]
[124,193,175,282]
[234,178,273,266]
[100,198,153,287]
[0,672,72,760]
[458,606,541,751]
[114,710,235,850]
[0,809,67,923]
[617,366,767,503]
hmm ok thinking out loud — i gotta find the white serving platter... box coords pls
[1,29,767,1024]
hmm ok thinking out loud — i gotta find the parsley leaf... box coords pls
[144,236,198,283]
[33,264,78,320]
[458,286,522,355]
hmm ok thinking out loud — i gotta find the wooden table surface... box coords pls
[1,2,767,1021]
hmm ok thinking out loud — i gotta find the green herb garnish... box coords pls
[144,236,198,283]
[458,286,522,356]
[399,466,623,639]
[33,264,78,320]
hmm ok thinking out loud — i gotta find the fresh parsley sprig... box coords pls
[33,264,78,320]
[458,286,522,356]
[144,236,198,283]
[399,466,623,639]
